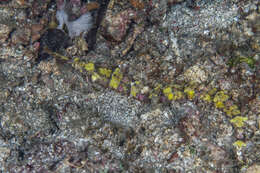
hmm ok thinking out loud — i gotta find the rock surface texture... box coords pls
[0,0,259,172]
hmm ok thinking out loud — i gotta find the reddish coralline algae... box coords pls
[101,9,138,42]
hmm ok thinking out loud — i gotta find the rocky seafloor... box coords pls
[0,0,259,172]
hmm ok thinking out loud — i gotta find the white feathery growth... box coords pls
[56,1,93,38]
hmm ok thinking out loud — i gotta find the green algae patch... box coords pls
[215,101,225,109]
[184,87,195,100]
[130,85,138,97]
[213,91,229,109]
[208,88,217,96]
[98,68,112,78]
[72,58,85,72]
[149,84,162,99]
[85,63,95,72]
[200,93,211,103]
[109,68,123,89]
[213,91,229,102]
[91,72,101,82]
[172,91,184,100]
[228,56,256,68]
[163,87,173,100]
[230,116,248,128]
[239,57,256,68]
[233,140,246,149]
[224,105,241,117]
[73,57,80,62]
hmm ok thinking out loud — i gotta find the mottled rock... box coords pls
[0,24,12,43]
[16,9,27,21]
[129,0,145,10]
[11,27,31,45]
[136,108,184,166]
[0,0,259,172]
[246,164,260,173]
[96,90,142,128]
[101,9,137,42]
[37,60,60,75]
[183,64,208,83]
[148,0,168,24]
[31,23,44,42]
[0,145,10,166]
[0,89,10,101]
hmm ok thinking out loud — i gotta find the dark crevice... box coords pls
[85,0,110,51]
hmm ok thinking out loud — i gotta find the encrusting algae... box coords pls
[46,0,250,132]
[48,47,249,132]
